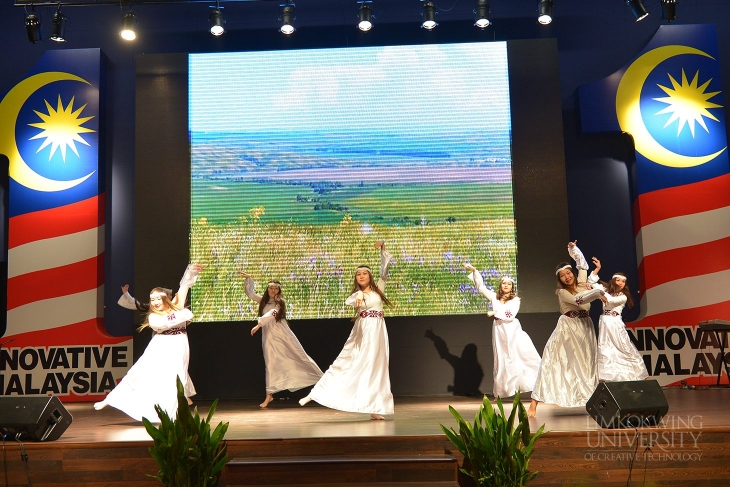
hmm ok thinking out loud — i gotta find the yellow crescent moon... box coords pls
[0,71,96,192]
[616,45,727,168]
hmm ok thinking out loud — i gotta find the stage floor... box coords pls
[60,387,729,444]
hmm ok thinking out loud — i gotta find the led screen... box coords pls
[188,42,515,321]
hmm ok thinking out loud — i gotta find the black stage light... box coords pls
[50,6,67,43]
[25,7,42,44]
[280,2,296,35]
[358,3,373,32]
[421,1,437,30]
[209,1,225,36]
[537,0,553,25]
[661,0,677,23]
[474,0,491,29]
[120,12,138,41]
[626,0,649,22]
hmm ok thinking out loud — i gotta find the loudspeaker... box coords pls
[586,380,668,428]
[0,396,73,441]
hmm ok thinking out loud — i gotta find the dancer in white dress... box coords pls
[94,264,202,422]
[239,273,324,408]
[465,265,542,398]
[299,241,394,420]
[587,262,650,382]
[528,242,604,416]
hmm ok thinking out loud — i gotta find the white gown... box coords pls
[245,279,323,394]
[532,246,603,408]
[588,277,650,382]
[467,270,541,398]
[104,308,195,422]
[105,266,200,422]
[309,248,395,416]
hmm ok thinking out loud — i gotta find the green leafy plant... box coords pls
[440,393,546,487]
[143,377,229,487]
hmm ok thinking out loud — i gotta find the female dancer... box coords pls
[528,241,604,417]
[94,264,202,421]
[299,241,394,420]
[588,262,649,382]
[239,272,323,408]
[464,265,541,398]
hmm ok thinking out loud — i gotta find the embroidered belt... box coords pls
[360,310,384,319]
[161,327,187,335]
[563,310,589,318]
[603,310,620,316]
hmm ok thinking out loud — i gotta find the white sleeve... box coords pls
[467,269,496,301]
[148,308,193,332]
[244,277,263,303]
[376,247,394,292]
[179,264,200,288]
[257,308,279,327]
[117,292,138,310]
[569,245,589,271]
[346,291,364,307]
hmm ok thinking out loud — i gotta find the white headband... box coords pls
[150,291,167,298]
[500,276,515,284]
[267,282,281,288]
[555,264,572,276]
[612,274,627,281]
[356,266,371,272]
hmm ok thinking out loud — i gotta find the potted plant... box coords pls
[440,393,546,487]
[143,377,229,487]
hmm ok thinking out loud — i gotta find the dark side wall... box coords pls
[2,0,730,398]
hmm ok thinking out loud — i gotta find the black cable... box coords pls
[16,436,33,487]
[625,428,640,486]
[2,434,8,487]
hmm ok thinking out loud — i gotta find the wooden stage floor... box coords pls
[3,388,730,486]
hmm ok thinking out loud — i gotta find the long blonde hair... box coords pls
[136,287,182,331]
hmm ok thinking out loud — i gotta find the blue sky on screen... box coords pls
[189,42,510,136]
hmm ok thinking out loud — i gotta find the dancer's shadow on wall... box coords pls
[425,328,483,396]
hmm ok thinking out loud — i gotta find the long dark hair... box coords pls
[258,281,286,321]
[600,273,634,309]
[555,262,578,294]
[350,266,392,321]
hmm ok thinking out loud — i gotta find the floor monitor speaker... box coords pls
[0,396,73,441]
[586,379,668,428]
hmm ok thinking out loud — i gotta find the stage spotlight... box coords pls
[279,2,296,35]
[209,1,225,36]
[661,0,677,23]
[537,0,553,25]
[626,0,649,22]
[120,12,137,41]
[25,7,42,44]
[50,6,67,43]
[421,1,437,30]
[474,0,490,28]
[358,2,373,32]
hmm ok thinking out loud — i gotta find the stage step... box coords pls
[224,454,458,486]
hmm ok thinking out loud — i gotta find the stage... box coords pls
[2,388,729,486]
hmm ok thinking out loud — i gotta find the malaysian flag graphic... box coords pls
[0,49,131,401]
[579,24,729,386]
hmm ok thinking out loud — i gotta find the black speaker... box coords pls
[586,380,668,428]
[0,396,73,441]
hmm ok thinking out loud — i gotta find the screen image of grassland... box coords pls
[188,43,515,321]
[189,131,515,321]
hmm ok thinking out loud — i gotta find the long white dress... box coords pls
[467,270,541,398]
[244,279,323,395]
[532,246,603,408]
[104,266,200,422]
[308,248,395,416]
[587,277,650,382]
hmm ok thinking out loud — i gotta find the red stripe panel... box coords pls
[7,253,105,310]
[627,299,730,329]
[632,173,730,235]
[637,236,730,296]
[8,193,106,249]
[3,319,129,346]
